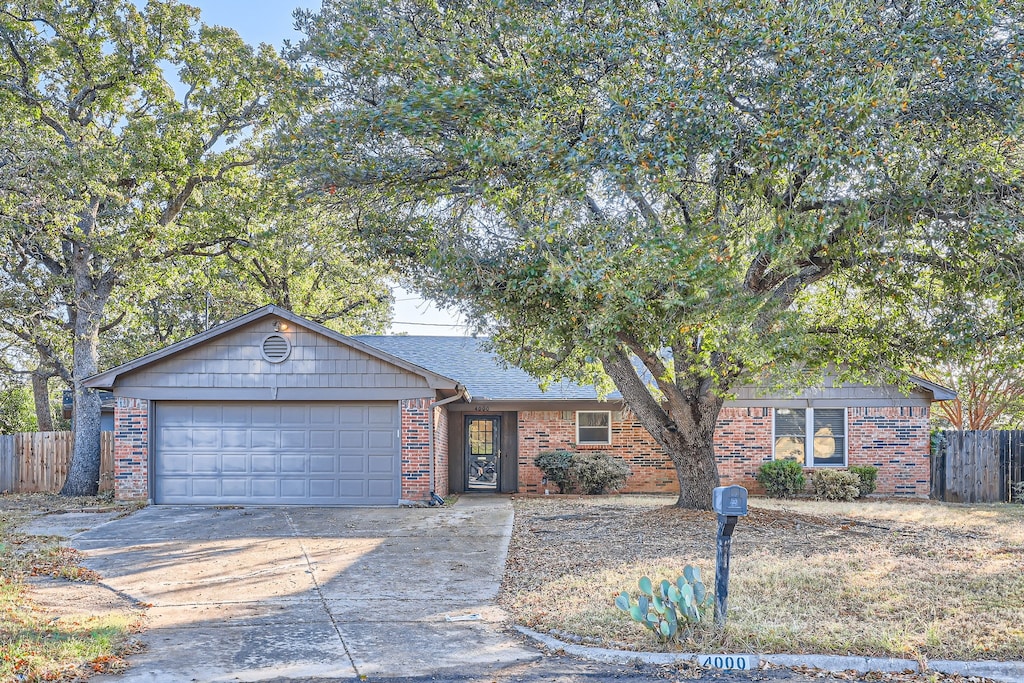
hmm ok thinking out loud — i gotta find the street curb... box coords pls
[512,625,1024,683]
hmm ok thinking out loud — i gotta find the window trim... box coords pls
[576,410,612,445]
[772,407,848,467]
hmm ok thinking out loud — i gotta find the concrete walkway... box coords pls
[74,496,539,682]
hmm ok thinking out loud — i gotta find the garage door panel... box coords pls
[368,455,395,473]
[221,478,247,496]
[251,430,279,448]
[368,430,395,449]
[310,455,337,473]
[280,455,307,473]
[222,406,250,424]
[192,479,219,497]
[251,454,277,473]
[191,429,220,449]
[339,431,365,449]
[280,406,308,424]
[158,404,194,426]
[368,406,396,424]
[280,479,307,497]
[222,454,248,472]
[281,430,307,448]
[191,454,219,473]
[310,431,335,449]
[367,479,396,498]
[155,401,400,505]
[222,429,248,448]
[161,428,192,449]
[309,480,336,497]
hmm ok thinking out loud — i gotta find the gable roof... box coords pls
[84,306,462,392]
[354,336,605,401]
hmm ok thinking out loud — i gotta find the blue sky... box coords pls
[187,1,467,335]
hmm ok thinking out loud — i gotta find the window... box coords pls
[576,411,611,445]
[773,408,846,466]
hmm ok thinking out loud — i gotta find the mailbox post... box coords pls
[712,485,748,626]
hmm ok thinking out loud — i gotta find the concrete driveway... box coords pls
[75,496,539,682]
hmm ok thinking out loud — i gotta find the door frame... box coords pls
[464,415,501,491]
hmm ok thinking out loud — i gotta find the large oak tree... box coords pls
[0,0,308,494]
[293,0,1024,508]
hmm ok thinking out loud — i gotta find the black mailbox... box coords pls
[712,485,749,517]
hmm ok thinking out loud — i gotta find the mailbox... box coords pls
[712,485,748,517]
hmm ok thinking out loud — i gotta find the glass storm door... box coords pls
[465,416,500,491]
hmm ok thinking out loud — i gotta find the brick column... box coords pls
[113,397,149,501]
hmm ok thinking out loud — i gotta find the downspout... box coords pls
[428,385,469,506]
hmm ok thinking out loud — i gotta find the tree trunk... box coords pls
[31,370,54,432]
[601,346,724,510]
[660,403,723,510]
[60,309,103,496]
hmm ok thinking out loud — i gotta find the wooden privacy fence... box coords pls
[931,430,1024,503]
[0,431,114,494]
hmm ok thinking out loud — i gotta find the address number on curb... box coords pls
[696,654,759,670]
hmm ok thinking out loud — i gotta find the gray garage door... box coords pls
[153,401,401,505]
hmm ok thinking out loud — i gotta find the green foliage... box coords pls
[533,450,574,493]
[756,459,807,498]
[569,452,631,495]
[0,385,36,434]
[615,566,714,642]
[848,465,879,496]
[534,450,631,494]
[294,0,1024,508]
[811,470,862,502]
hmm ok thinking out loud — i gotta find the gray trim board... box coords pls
[113,387,438,401]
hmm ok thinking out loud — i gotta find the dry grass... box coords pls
[0,494,144,681]
[500,495,1024,661]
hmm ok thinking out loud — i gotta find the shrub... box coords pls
[1012,480,1024,504]
[811,469,862,501]
[756,459,806,498]
[848,465,879,496]
[533,450,574,493]
[569,451,631,494]
[615,565,714,642]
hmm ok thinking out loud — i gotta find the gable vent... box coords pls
[261,334,291,363]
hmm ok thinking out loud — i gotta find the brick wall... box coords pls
[515,405,930,496]
[433,405,449,498]
[113,397,149,501]
[400,399,432,502]
[846,406,930,495]
[516,410,676,494]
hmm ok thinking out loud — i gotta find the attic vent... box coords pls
[261,334,291,363]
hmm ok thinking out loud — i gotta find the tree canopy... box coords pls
[294,0,1024,508]
[0,0,307,494]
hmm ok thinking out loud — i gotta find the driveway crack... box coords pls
[283,509,361,679]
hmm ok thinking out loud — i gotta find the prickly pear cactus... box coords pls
[614,564,714,642]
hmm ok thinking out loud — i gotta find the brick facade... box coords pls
[399,399,432,502]
[511,405,931,496]
[113,397,149,501]
[847,406,931,495]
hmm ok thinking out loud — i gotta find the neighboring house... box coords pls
[63,389,115,431]
[84,306,953,505]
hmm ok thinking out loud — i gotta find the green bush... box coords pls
[756,459,806,498]
[569,451,631,494]
[533,450,575,493]
[848,465,879,496]
[811,469,862,501]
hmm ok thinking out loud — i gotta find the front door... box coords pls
[465,416,500,491]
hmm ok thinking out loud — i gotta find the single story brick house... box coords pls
[84,306,953,505]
